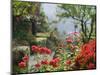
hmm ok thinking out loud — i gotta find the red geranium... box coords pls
[40,47,51,54]
[41,60,49,65]
[49,58,60,67]
[66,60,71,65]
[18,61,26,68]
[35,63,41,68]
[31,45,39,52]
[22,55,29,62]
[46,49,52,54]
[31,45,52,54]
[53,58,60,62]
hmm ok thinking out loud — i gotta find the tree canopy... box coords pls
[57,4,96,43]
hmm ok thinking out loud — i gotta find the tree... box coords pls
[12,1,50,45]
[57,4,96,43]
[12,1,37,45]
[12,0,37,16]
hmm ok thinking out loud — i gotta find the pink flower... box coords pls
[66,37,73,43]
[18,61,26,68]
[31,45,38,52]
[22,55,29,62]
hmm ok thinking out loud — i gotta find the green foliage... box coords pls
[12,0,36,16]
[12,47,29,73]
[57,4,96,43]
[34,9,49,33]
[12,1,50,45]
[12,0,37,45]
[13,17,31,44]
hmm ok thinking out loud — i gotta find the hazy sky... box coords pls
[41,3,79,34]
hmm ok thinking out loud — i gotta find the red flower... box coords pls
[53,58,60,62]
[87,63,95,69]
[22,55,29,62]
[41,60,48,65]
[52,64,59,67]
[66,37,73,43]
[75,39,96,68]
[18,61,26,68]
[46,49,52,54]
[32,45,38,50]
[39,47,52,54]
[49,60,56,65]
[49,60,59,68]
[89,39,96,52]
[49,58,60,67]
[31,45,38,52]
[31,45,52,55]
[66,39,73,43]
[81,44,91,52]
[41,47,47,54]
[35,63,41,68]
[66,60,71,65]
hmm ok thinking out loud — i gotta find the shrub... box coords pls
[74,39,96,69]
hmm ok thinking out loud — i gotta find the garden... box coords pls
[12,0,96,74]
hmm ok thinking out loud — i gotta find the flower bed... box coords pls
[13,33,96,73]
